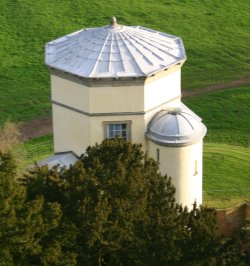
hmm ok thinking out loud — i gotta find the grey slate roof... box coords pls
[45,18,186,78]
[38,152,78,169]
[146,104,207,146]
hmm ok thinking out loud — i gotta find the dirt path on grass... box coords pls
[182,76,250,98]
[19,117,53,141]
[19,76,250,141]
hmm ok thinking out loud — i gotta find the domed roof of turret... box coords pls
[146,104,207,146]
[45,17,186,79]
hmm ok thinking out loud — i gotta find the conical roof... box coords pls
[45,17,186,79]
[146,104,207,146]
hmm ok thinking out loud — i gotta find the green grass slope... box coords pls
[22,134,53,165]
[184,87,250,207]
[183,86,250,147]
[203,143,250,208]
[1,0,250,124]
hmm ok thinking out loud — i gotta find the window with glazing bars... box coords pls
[104,121,131,141]
[108,123,127,139]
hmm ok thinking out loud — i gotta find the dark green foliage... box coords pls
[0,139,248,265]
[0,151,73,265]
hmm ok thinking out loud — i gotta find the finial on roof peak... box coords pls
[110,16,117,27]
[169,107,182,115]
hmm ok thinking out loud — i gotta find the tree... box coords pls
[0,138,247,265]
[0,121,27,177]
[0,121,20,153]
[22,138,248,265]
[0,150,76,265]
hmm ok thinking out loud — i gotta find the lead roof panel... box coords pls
[45,19,186,78]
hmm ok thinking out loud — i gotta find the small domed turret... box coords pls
[146,105,207,146]
[146,104,207,208]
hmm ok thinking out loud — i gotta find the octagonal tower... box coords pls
[45,17,206,208]
[45,17,186,155]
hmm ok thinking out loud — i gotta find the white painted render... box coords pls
[144,69,181,111]
[88,85,144,113]
[51,74,90,112]
[51,66,182,156]
[52,104,90,156]
[148,140,203,209]
[53,103,146,156]
[51,68,181,115]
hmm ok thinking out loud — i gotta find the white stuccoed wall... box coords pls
[51,75,90,112]
[51,65,182,156]
[148,140,203,209]
[52,104,91,155]
[144,69,181,111]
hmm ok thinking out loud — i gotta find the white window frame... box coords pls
[103,121,132,141]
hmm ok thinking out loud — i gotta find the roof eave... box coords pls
[46,56,186,82]
[48,67,146,87]
[145,58,187,78]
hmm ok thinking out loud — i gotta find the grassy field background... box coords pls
[203,143,249,208]
[1,0,249,208]
[22,134,53,165]
[183,86,250,147]
[1,0,250,125]
[184,86,250,207]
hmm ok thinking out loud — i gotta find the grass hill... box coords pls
[203,143,250,208]
[184,86,250,207]
[1,1,249,208]
[183,86,250,147]
[0,0,250,124]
